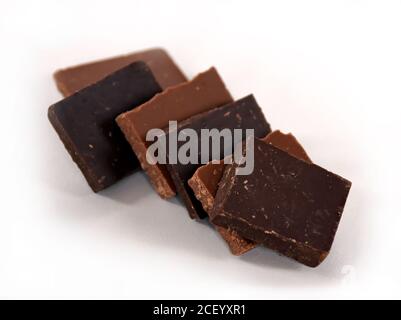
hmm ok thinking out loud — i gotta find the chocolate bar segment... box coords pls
[116,67,233,199]
[165,95,271,220]
[48,61,162,192]
[211,138,351,267]
[188,131,311,255]
[54,48,187,96]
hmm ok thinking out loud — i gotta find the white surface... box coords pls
[0,0,400,299]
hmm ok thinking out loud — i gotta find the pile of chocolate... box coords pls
[48,48,351,267]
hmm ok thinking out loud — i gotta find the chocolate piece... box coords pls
[116,67,233,199]
[165,95,271,220]
[188,131,311,255]
[48,61,162,192]
[211,138,351,267]
[54,48,187,96]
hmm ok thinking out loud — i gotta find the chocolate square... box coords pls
[116,67,233,198]
[211,138,351,267]
[48,61,162,192]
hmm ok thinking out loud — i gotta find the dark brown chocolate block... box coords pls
[48,61,162,192]
[165,95,271,220]
[116,67,233,199]
[211,137,351,267]
[54,48,187,96]
[188,131,312,255]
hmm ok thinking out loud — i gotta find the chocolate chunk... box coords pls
[116,67,233,199]
[211,137,351,267]
[188,131,311,255]
[54,48,187,96]
[48,61,162,192]
[165,95,271,220]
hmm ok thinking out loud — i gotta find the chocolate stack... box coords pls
[48,48,351,267]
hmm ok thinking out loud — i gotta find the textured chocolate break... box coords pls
[188,131,312,255]
[54,48,187,96]
[48,61,162,192]
[164,95,271,220]
[211,137,351,267]
[116,67,233,199]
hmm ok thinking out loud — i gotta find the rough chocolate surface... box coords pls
[54,48,187,96]
[188,131,311,255]
[188,160,226,214]
[165,95,271,220]
[189,131,312,214]
[211,138,351,267]
[48,61,162,192]
[116,67,233,199]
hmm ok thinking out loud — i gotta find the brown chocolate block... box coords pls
[164,95,271,220]
[48,61,162,192]
[188,131,311,255]
[54,48,187,96]
[211,137,351,267]
[116,67,233,199]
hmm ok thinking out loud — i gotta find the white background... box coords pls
[0,0,400,299]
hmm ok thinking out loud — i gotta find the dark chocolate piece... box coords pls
[48,61,162,192]
[54,48,187,96]
[188,131,312,255]
[211,137,351,267]
[165,95,271,220]
[116,67,233,199]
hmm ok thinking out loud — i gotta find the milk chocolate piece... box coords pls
[165,95,271,220]
[54,48,187,96]
[116,67,233,199]
[188,131,312,255]
[211,138,351,267]
[48,61,162,192]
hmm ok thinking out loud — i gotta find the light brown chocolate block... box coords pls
[116,67,233,199]
[54,48,187,96]
[188,130,312,255]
